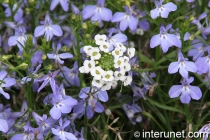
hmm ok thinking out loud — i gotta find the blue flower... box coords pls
[34,14,63,41]
[169,77,202,104]
[150,24,181,53]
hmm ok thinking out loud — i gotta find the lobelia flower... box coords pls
[75,87,108,119]
[168,50,197,78]
[0,70,16,99]
[3,3,23,22]
[34,13,63,41]
[169,77,202,104]
[195,49,210,75]
[48,84,78,120]
[60,62,80,87]
[11,121,35,140]
[111,6,138,31]
[188,39,210,61]
[82,0,112,22]
[198,123,210,140]
[8,27,27,52]
[47,43,73,64]
[150,24,181,53]
[191,12,207,31]
[32,112,55,136]
[50,0,69,11]
[150,0,177,19]
[34,70,60,94]
[52,118,77,140]
[31,50,44,67]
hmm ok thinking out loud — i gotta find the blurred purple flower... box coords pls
[0,119,8,133]
[150,0,177,19]
[169,77,202,104]
[111,6,138,31]
[191,12,207,31]
[168,50,197,78]
[31,50,44,67]
[198,123,210,140]
[3,3,23,22]
[0,70,16,99]
[60,62,80,87]
[52,118,77,140]
[82,0,112,22]
[195,49,210,75]
[34,70,60,94]
[150,24,181,53]
[47,43,73,64]
[50,0,69,11]
[34,14,63,41]
[8,27,27,52]
[188,39,210,61]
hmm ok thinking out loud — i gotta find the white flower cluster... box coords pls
[79,34,135,91]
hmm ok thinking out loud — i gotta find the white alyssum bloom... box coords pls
[83,45,93,56]
[114,57,125,68]
[111,80,118,89]
[95,34,107,45]
[99,42,110,53]
[120,63,131,72]
[101,82,112,91]
[115,42,126,53]
[127,48,135,59]
[123,75,132,86]
[89,47,101,60]
[102,70,114,81]
[90,66,104,80]
[122,56,129,63]
[92,78,104,88]
[114,71,126,81]
[112,47,123,58]
[83,60,95,73]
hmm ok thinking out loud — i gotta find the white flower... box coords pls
[83,45,93,55]
[79,66,87,73]
[120,63,131,72]
[89,47,101,60]
[127,48,135,59]
[123,76,132,86]
[90,66,104,80]
[83,60,95,73]
[92,78,104,88]
[101,81,112,91]
[95,34,107,45]
[115,42,126,53]
[114,71,126,81]
[102,70,114,81]
[112,47,123,58]
[122,56,129,63]
[99,42,110,53]
[114,57,125,68]
[111,80,118,89]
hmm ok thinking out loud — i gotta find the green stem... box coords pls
[84,106,88,140]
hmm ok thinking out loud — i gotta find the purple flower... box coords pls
[0,119,8,133]
[47,43,73,64]
[150,0,177,19]
[8,27,27,52]
[31,50,44,67]
[169,77,202,104]
[150,24,181,53]
[82,0,112,22]
[49,85,78,120]
[60,62,80,87]
[75,87,108,118]
[0,70,16,99]
[34,70,60,94]
[52,118,77,140]
[111,6,138,31]
[3,3,23,22]
[50,0,69,11]
[11,121,35,140]
[184,32,191,41]
[198,123,210,140]
[195,49,210,75]
[191,12,207,31]
[34,14,63,41]
[188,39,210,61]
[168,50,197,78]
[32,112,55,136]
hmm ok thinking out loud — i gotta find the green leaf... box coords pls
[137,52,155,66]
[89,115,101,126]
[109,98,133,109]
[146,97,184,114]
